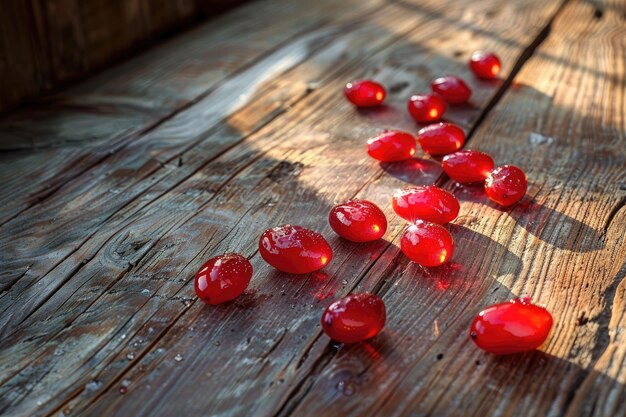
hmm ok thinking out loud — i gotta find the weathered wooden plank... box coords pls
[281,0,626,416]
[0,0,381,226]
[0,1,571,416]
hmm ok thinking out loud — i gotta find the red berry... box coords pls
[259,225,332,274]
[194,253,252,304]
[469,51,501,80]
[367,130,416,162]
[484,165,527,207]
[329,199,387,242]
[322,293,386,344]
[431,75,472,104]
[344,80,386,107]
[442,150,495,183]
[470,297,553,355]
[392,186,459,224]
[400,221,454,267]
[417,123,465,156]
[407,94,447,123]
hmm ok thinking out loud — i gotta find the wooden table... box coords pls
[1,0,625,415]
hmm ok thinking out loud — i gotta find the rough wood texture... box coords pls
[1,0,625,416]
[0,0,249,112]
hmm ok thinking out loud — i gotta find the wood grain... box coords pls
[1,0,624,416]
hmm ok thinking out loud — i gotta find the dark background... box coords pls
[0,0,249,113]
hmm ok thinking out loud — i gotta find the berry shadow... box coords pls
[440,100,481,125]
[355,103,412,128]
[463,350,625,417]
[379,157,443,186]
[452,182,604,253]
[509,197,604,252]
[435,224,522,299]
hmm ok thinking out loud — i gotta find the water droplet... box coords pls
[214,341,220,347]
[174,354,183,362]
[121,379,131,387]
[36,400,43,406]
[528,132,554,146]
[53,348,64,356]
[156,347,166,354]
[131,339,144,348]
[121,334,127,340]
[336,380,356,396]
[148,327,155,333]
[341,279,348,285]
[126,352,136,360]
[141,288,150,295]
[118,386,127,395]
[181,297,192,307]
[85,380,102,391]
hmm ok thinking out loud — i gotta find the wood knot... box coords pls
[576,312,589,326]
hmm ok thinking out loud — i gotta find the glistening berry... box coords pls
[484,165,527,206]
[367,130,416,162]
[470,297,553,355]
[322,293,386,344]
[194,253,252,304]
[400,221,454,267]
[469,51,501,79]
[407,94,447,123]
[259,225,332,274]
[431,75,472,104]
[392,186,460,224]
[442,150,495,183]
[329,199,387,242]
[345,80,386,107]
[417,123,466,156]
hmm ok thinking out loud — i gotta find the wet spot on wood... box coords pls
[268,161,304,183]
